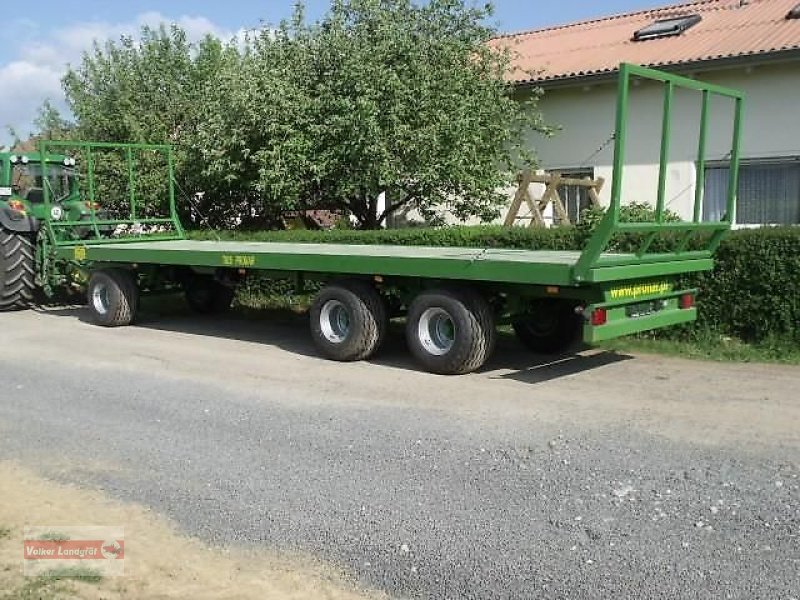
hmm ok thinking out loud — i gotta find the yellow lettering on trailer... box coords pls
[235,255,256,267]
[221,255,256,268]
[609,281,671,300]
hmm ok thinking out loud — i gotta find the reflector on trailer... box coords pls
[591,308,608,326]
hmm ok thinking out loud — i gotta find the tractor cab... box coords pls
[0,151,104,237]
[1,152,79,217]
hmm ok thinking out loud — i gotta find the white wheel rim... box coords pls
[92,282,109,316]
[418,307,455,356]
[320,300,351,343]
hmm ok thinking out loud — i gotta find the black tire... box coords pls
[310,279,388,362]
[0,228,36,311]
[185,277,235,314]
[512,299,583,354]
[406,287,496,375]
[86,269,139,327]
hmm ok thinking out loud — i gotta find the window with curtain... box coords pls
[549,168,594,224]
[703,159,800,224]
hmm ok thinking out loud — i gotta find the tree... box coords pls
[192,12,317,227]
[63,25,223,146]
[33,100,74,140]
[62,25,245,224]
[63,1,547,229]
[302,0,546,227]
[200,0,547,228]
[3,100,73,152]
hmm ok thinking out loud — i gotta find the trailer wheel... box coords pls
[310,279,388,362]
[86,269,139,327]
[0,228,36,311]
[185,277,235,314]
[406,288,496,375]
[512,299,583,354]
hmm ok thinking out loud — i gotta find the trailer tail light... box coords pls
[590,307,607,326]
[679,293,695,309]
[7,200,26,212]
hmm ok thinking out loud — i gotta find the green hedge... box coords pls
[688,228,800,343]
[189,225,579,250]
[188,225,800,344]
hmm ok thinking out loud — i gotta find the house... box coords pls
[493,0,800,226]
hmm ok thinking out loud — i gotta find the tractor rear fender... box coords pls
[0,205,40,233]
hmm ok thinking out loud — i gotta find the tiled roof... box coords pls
[491,0,800,84]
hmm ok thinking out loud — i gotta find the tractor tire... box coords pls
[310,279,388,362]
[512,299,583,354]
[86,269,139,327]
[406,287,496,375]
[185,277,235,314]
[0,228,36,311]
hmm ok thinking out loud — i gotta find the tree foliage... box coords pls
[62,25,231,220]
[63,1,545,228]
[33,100,74,141]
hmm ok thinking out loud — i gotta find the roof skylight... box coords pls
[633,14,702,41]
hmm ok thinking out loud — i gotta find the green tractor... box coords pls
[0,150,106,309]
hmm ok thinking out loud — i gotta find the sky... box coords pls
[0,0,667,146]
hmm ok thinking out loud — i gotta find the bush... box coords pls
[189,224,800,345]
[576,202,686,252]
[189,225,579,251]
[689,227,800,343]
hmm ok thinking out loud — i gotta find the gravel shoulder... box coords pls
[0,462,379,600]
[0,307,798,599]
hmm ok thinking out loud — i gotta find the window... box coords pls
[550,168,594,224]
[633,14,702,41]
[788,3,800,19]
[703,159,800,224]
[12,163,73,203]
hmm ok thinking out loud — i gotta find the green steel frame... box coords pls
[34,63,744,345]
[41,64,744,291]
[38,140,185,247]
[572,63,744,283]
[26,64,746,344]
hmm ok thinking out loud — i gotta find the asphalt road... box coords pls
[1,306,798,599]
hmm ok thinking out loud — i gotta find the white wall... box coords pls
[525,61,800,222]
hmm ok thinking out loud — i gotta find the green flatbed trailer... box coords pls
[0,64,744,374]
